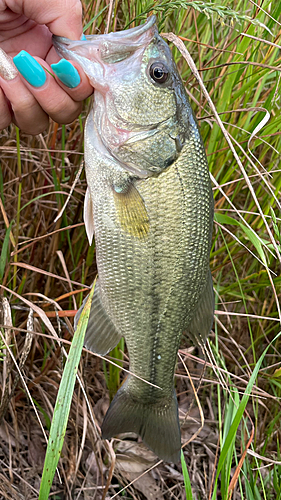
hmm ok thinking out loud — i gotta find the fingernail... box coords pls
[51,59,81,88]
[13,50,46,87]
[81,34,87,40]
[0,48,18,80]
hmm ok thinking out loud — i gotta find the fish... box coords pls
[53,15,214,463]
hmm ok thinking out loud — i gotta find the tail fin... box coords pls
[101,377,181,463]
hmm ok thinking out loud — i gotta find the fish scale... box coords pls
[53,15,214,463]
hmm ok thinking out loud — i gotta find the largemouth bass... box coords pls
[53,16,214,463]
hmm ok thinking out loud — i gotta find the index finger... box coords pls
[4,0,83,40]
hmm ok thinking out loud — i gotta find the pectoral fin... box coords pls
[84,187,95,245]
[75,280,122,355]
[112,182,149,240]
[184,270,214,347]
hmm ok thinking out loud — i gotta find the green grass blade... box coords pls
[32,398,51,431]
[211,331,281,499]
[83,5,108,32]
[181,450,194,500]
[215,213,267,266]
[0,221,13,280]
[38,280,96,500]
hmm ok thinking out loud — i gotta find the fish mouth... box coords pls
[53,16,175,178]
[53,16,157,66]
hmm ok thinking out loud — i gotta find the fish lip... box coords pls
[52,15,157,53]
[107,15,157,39]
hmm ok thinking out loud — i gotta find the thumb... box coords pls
[4,0,83,40]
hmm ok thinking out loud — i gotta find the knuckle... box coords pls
[12,96,38,116]
[49,97,82,124]
[46,93,70,116]
[61,104,82,124]
[20,119,49,136]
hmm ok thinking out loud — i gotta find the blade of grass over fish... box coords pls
[211,331,281,499]
[38,280,96,500]
[181,450,194,500]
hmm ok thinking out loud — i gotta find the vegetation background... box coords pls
[0,0,281,498]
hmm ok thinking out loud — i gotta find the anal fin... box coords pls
[74,280,122,355]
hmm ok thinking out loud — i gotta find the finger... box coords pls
[13,51,86,124]
[49,58,93,101]
[46,46,93,99]
[0,47,49,133]
[0,47,18,130]
[0,24,53,60]
[0,87,12,130]
[0,47,50,134]
[4,0,83,40]
[0,74,50,134]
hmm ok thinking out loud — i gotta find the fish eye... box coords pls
[149,62,169,84]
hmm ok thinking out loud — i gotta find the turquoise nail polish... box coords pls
[81,34,87,40]
[13,50,46,87]
[51,59,81,89]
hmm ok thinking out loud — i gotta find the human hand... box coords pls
[0,0,93,134]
